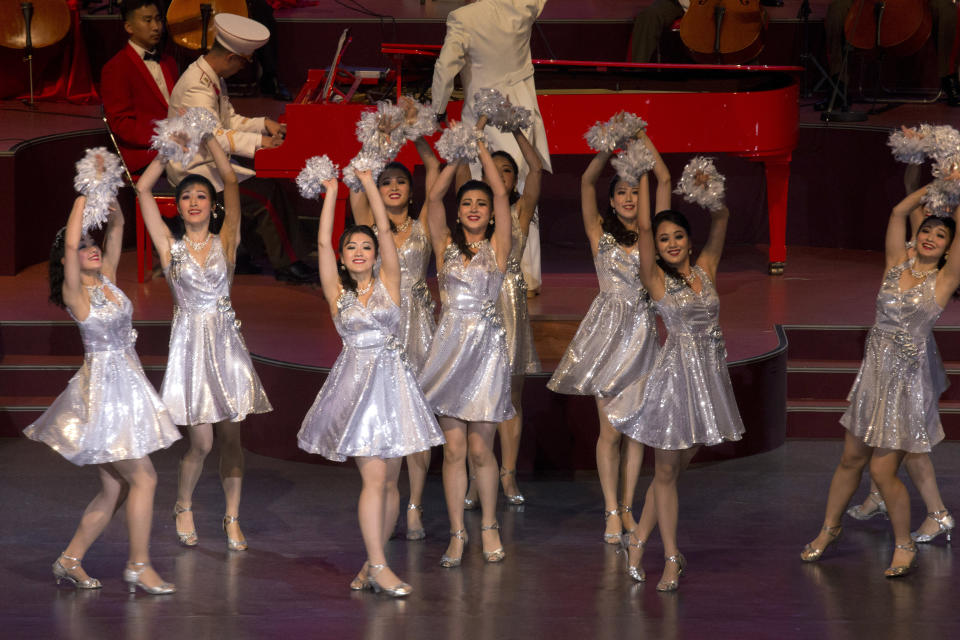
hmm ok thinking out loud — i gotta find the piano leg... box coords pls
[763,156,791,276]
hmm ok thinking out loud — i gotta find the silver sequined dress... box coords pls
[378,219,436,373]
[608,267,745,449]
[298,280,444,461]
[161,237,272,425]
[840,261,947,452]
[497,205,541,375]
[548,233,658,397]
[24,276,180,465]
[419,241,515,422]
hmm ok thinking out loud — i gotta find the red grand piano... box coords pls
[257,45,800,274]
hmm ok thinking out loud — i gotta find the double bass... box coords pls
[679,0,767,64]
[166,0,248,52]
[843,0,931,57]
[0,0,70,51]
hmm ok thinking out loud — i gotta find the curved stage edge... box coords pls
[241,325,789,470]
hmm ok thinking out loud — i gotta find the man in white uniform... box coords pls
[431,0,551,294]
[167,13,315,283]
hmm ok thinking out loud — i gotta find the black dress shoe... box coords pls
[942,75,960,107]
[275,260,318,283]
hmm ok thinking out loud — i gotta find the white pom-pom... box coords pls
[296,155,339,200]
[473,88,533,132]
[435,120,482,164]
[610,139,655,185]
[73,147,125,233]
[584,111,648,153]
[888,127,930,165]
[342,151,386,192]
[921,180,960,217]
[401,98,438,140]
[674,156,726,212]
[355,101,406,162]
[150,107,219,167]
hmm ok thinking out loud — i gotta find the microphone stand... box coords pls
[821,0,867,122]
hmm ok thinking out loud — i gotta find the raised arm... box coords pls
[934,204,960,306]
[886,185,927,270]
[136,155,176,267]
[640,131,672,213]
[61,197,90,319]
[635,173,665,300]
[581,151,611,255]
[414,136,440,239]
[359,170,401,306]
[348,187,374,227]
[695,205,730,284]
[205,137,241,264]
[99,201,125,283]
[427,162,458,270]
[317,178,343,312]
[478,137,512,272]
[514,128,543,235]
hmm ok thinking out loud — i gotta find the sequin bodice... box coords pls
[656,267,723,351]
[335,280,402,350]
[396,219,431,289]
[440,241,505,313]
[874,262,942,340]
[69,277,137,353]
[506,205,527,275]
[165,236,231,311]
[596,233,645,303]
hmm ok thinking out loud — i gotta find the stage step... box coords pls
[0,395,55,434]
[0,320,171,356]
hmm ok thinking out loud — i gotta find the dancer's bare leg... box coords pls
[904,452,950,536]
[595,397,623,541]
[468,421,502,556]
[405,449,431,534]
[805,432,872,552]
[216,420,245,546]
[356,456,405,589]
[871,448,913,570]
[498,375,525,499]
[112,457,169,589]
[175,422,214,538]
[440,417,469,562]
[59,465,126,583]
[619,437,643,532]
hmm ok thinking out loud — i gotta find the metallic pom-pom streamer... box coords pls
[342,151,386,193]
[584,112,648,153]
[472,88,533,132]
[674,156,726,212]
[296,155,339,199]
[888,127,931,165]
[610,139,655,185]
[436,120,482,164]
[921,180,960,217]
[73,147,124,233]
[402,99,439,140]
[355,101,406,162]
[150,107,219,167]
[925,125,960,166]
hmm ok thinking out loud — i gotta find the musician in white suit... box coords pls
[431,0,552,295]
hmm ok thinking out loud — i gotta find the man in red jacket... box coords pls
[101,0,178,175]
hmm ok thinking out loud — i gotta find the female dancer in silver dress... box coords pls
[459,128,543,507]
[349,136,439,541]
[138,138,272,551]
[419,121,514,567]
[801,185,960,576]
[26,196,179,594]
[606,150,745,592]
[298,171,443,597]
[547,135,670,543]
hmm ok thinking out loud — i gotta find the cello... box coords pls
[843,0,931,57]
[165,0,248,52]
[679,0,768,64]
[0,0,71,103]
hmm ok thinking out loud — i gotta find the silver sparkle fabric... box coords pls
[547,233,659,397]
[840,261,947,452]
[379,219,436,374]
[24,276,180,465]
[608,267,745,450]
[419,241,515,422]
[497,205,541,375]
[161,237,272,426]
[297,280,444,461]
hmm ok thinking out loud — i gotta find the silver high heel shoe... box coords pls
[481,521,505,563]
[499,468,525,505]
[800,524,842,562]
[602,508,621,544]
[52,553,102,589]
[349,562,371,591]
[366,564,412,597]
[911,509,955,543]
[440,529,468,568]
[222,515,248,551]
[619,503,636,534]
[884,542,918,578]
[463,476,478,510]
[618,533,646,582]
[655,553,686,592]
[173,503,198,547]
[405,503,426,541]
[122,562,176,595]
[845,490,888,520]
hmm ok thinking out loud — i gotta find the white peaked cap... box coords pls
[213,13,269,57]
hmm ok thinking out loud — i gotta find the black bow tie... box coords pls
[143,51,162,62]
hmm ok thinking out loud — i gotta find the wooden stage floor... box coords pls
[1,436,957,639]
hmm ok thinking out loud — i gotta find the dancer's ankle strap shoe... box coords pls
[481,521,505,563]
[845,490,888,521]
[499,468,525,505]
[618,533,646,582]
[366,564,412,597]
[123,562,175,595]
[656,553,686,592]
[173,503,198,547]
[602,508,621,544]
[440,529,468,568]
[884,542,918,578]
[911,509,954,544]
[800,525,842,562]
[222,515,248,551]
[52,553,102,590]
[405,503,426,541]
